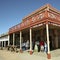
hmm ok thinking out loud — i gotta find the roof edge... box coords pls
[23,4,60,20]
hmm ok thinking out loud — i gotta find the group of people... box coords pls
[22,40,30,51]
[21,39,48,53]
[32,40,48,53]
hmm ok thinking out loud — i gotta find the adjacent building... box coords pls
[0,32,9,47]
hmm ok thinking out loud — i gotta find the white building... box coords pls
[0,32,9,47]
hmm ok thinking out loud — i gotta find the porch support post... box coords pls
[13,33,15,46]
[30,28,33,54]
[20,31,23,53]
[46,23,51,59]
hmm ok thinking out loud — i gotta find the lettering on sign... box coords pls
[38,14,44,19]
[9,13,44,32]
[48,13,56,19]
[36,15,39,20]
[22,20,29,27]
[32,17,36,22]
[31,13,44,22]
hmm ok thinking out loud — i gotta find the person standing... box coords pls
[26,40,29,50]
[32,39,35,50]
[40,40,44,52]
[44,41,48,53]
[35,40,40,52]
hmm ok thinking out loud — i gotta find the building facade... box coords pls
[8,4,60,58]
[0,32,9,48]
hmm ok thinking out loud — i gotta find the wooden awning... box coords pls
[9,4,60,34]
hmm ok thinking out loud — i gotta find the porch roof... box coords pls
[9,4,60,34]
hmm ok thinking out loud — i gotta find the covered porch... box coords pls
[9,4,60,59]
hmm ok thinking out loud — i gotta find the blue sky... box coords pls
[0,0,60,34]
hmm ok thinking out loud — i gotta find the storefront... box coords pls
[9,4,60,59]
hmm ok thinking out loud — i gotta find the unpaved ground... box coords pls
[0,49,60,60]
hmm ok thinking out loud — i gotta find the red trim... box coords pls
[30,51,33,55]
[20,49,23,53]
[47,53,51,59]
